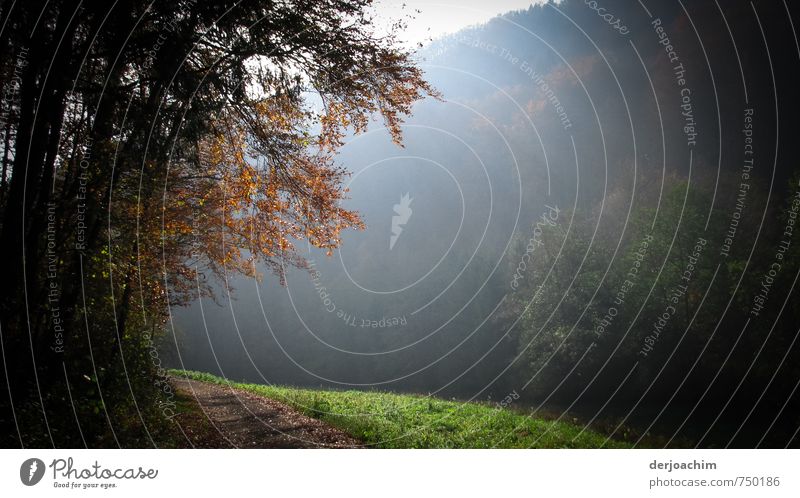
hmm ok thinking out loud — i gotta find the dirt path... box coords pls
[172,378,363,448]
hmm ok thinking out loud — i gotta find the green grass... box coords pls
[170,369,632,448]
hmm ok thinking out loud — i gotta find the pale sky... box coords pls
[371,0,549,47]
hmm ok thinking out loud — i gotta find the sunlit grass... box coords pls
[171,369,630,448]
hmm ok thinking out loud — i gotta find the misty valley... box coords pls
[1,0,798,452]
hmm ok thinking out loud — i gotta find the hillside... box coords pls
[172,370,634,448]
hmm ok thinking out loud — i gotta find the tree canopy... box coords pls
[0,0,434,447]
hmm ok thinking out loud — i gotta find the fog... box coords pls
[168,0,800,446]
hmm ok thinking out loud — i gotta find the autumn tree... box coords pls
[0,0,435,447]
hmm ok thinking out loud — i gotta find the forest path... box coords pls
[172,378,363,448]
